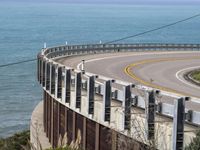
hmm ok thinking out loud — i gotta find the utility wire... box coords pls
[0,58,36,68]
[104,13,200,44]
[0,13,200,68]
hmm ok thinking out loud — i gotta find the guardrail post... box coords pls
[172,98,185,150]
[44,61,48,89]
[46,62,50,90]
[123,85,132,130]
[55,65,58,98]
[145,91,155,140]
[75,72,82,109]
[65,69,71,104]
[49,63,52,93]
[42,60,46,87]
[37,55,41,82]
[50,64,56,95]
[39,58,43,84]
[103,80,112,122]
[57,67,63,99]
[87,76,95,115]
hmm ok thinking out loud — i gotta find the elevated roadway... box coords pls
[56,51,200,111]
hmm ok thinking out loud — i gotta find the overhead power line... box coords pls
[0,58,36,68]
[104,13,200,44]
[0,13,200,68]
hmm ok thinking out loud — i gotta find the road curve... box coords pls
[56,51,200,99]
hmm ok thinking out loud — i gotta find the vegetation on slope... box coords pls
[185,130,200,150]
[0,130,30,150]
[1,129,200,150]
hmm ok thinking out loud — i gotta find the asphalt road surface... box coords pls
[56,51,200,110]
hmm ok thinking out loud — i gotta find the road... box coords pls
[56,51,200,110]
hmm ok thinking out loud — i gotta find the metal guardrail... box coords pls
[43,43,200,58]
[39,43,200,125]
[38,43,200,150]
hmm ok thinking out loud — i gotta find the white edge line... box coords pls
[175,66,200,90]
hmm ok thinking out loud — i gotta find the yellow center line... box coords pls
[124,56,200,97]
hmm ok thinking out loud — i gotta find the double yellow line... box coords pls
[124,56,200,97]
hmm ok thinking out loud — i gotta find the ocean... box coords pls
[0,2,200,137]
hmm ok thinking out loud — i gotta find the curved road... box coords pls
[56,51,200,99]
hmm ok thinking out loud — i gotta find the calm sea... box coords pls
[0,2,200,137]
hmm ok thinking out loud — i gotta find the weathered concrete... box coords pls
[30,101,51,150]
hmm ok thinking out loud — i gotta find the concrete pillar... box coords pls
[72,112,76,141]
[123,85,132,130]
[111,130,117,150]
[57,103,60,142]
[87,76,95,115]
[75,72,82,109]
[65,69,71,104]
[103,80,112,122]
[172,98,185,150]
[51,98,54,145]
[43,91,46,132]
[83,117,87,150]
[145,91,155,140]
[95,123,100,150]
[64,107,68,134]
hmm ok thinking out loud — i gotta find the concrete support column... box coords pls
[57,103,60,142]
[172,98,185,150]
[87,76,95,115]
[51,98,54,145]
[75,72,82,109]
[103,80,112,122]
[95,123,100,150]
[45,93,49,134]
[64,107,68,134]
[145,91,155,140]
[72,112,76,141]
[43,91,46,132]
[83,117,87,150]
[111,130,117,150]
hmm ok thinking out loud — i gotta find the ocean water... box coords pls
[0,2,200,137]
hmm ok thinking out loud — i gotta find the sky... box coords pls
[1,0,200,5]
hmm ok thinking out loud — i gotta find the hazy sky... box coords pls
[2,0,200,5]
